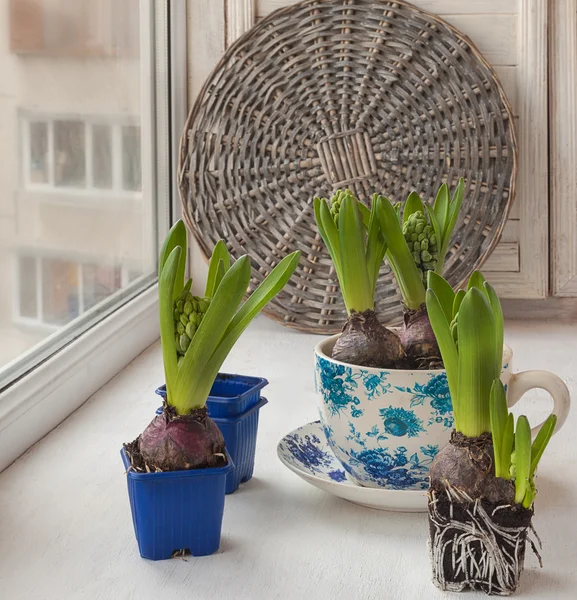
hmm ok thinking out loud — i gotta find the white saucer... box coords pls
[277,421,428,512]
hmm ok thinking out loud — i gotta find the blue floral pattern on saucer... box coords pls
[277,421,429,512]
[278,425,347,483]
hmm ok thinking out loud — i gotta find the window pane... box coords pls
[29,122,49,184]
[82,264,122,311]
[41,258,79,326]
[54,120,86,188]
[0,0,161,385]
[122,125,141,192]
[92,125,113,189]
[18,256,38,319]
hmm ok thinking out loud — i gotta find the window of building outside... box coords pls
[0,0,164,389]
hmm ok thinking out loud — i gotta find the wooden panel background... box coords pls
[550,0,577,297]
[186,0,549,298]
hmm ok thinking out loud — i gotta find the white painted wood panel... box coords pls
[484,242,519,272]
[486,0,548,297]
[446,15,517,65]
[550,0,577,296]
[495,66,518,117]
[257,0,519,17]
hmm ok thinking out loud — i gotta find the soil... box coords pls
[428,490,533,595]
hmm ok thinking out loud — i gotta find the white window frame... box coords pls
[21,115,143,199]
[0,0,186,472]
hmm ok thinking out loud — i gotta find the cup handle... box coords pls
[506,371,571,436]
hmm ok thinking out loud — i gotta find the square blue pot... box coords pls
[213,397,268,494]
[121,448,234,560]
[155,372,268,418]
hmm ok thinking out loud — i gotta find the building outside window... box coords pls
[23,117,142,195]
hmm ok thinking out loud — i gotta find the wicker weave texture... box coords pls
[179,0,517,334]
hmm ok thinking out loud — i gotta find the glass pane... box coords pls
[122,125,141,192]
[54,120,86,188]
[29,122,49,184]
[92,125,113,189]
[82,263,122,311]
[18,257,38,319]
[41,258,80,326]
[0,0,161,384]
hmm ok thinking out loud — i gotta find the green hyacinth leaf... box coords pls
[158,220,187,299]
[158,246,181,402]
[315,197,343,285]
[514,415,532,506]
[205,239,230,298]
[452,289,466,319]
[500,413,515,480]
[433,183,450,234]
[365,196,387,293]
[426,271,455,323]
[467,270,487,293]
[426,289,459,414]
[339,195,373,312]
[403,191,425,224]
[456,287,496,436]
[490,379,509,478]
[530,414,557,478]
[378,196,426,309]
[484,281,504,382]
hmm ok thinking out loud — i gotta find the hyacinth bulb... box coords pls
[402,210,439,284]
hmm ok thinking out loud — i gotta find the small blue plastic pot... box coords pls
[155,373,268,418]
[121,448,233,560]
[213,397,268,494]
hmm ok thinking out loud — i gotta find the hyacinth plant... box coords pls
[314,191,404,368]
[126,220,300,472]
[426,271,557,595]
[314,181,464,369]
[376,179,464,367]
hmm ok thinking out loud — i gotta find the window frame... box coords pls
[0,0,184,472]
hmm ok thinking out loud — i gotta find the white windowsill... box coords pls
[0,318,575,599]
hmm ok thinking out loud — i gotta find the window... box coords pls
[13,254,139,331]
[23,117,142,195]
[0,0,173,393]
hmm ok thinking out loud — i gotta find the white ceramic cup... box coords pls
[314,335,570,490]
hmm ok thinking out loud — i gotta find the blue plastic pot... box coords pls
[155,372,268,418]
[121,448,233,560]
[213,397,268,493]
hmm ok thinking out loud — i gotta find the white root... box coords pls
[428,486,531,596]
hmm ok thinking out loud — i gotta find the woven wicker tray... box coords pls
[179,0,517,334]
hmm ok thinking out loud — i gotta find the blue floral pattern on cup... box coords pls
[315,338,514,490]
[394,373,454,430]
